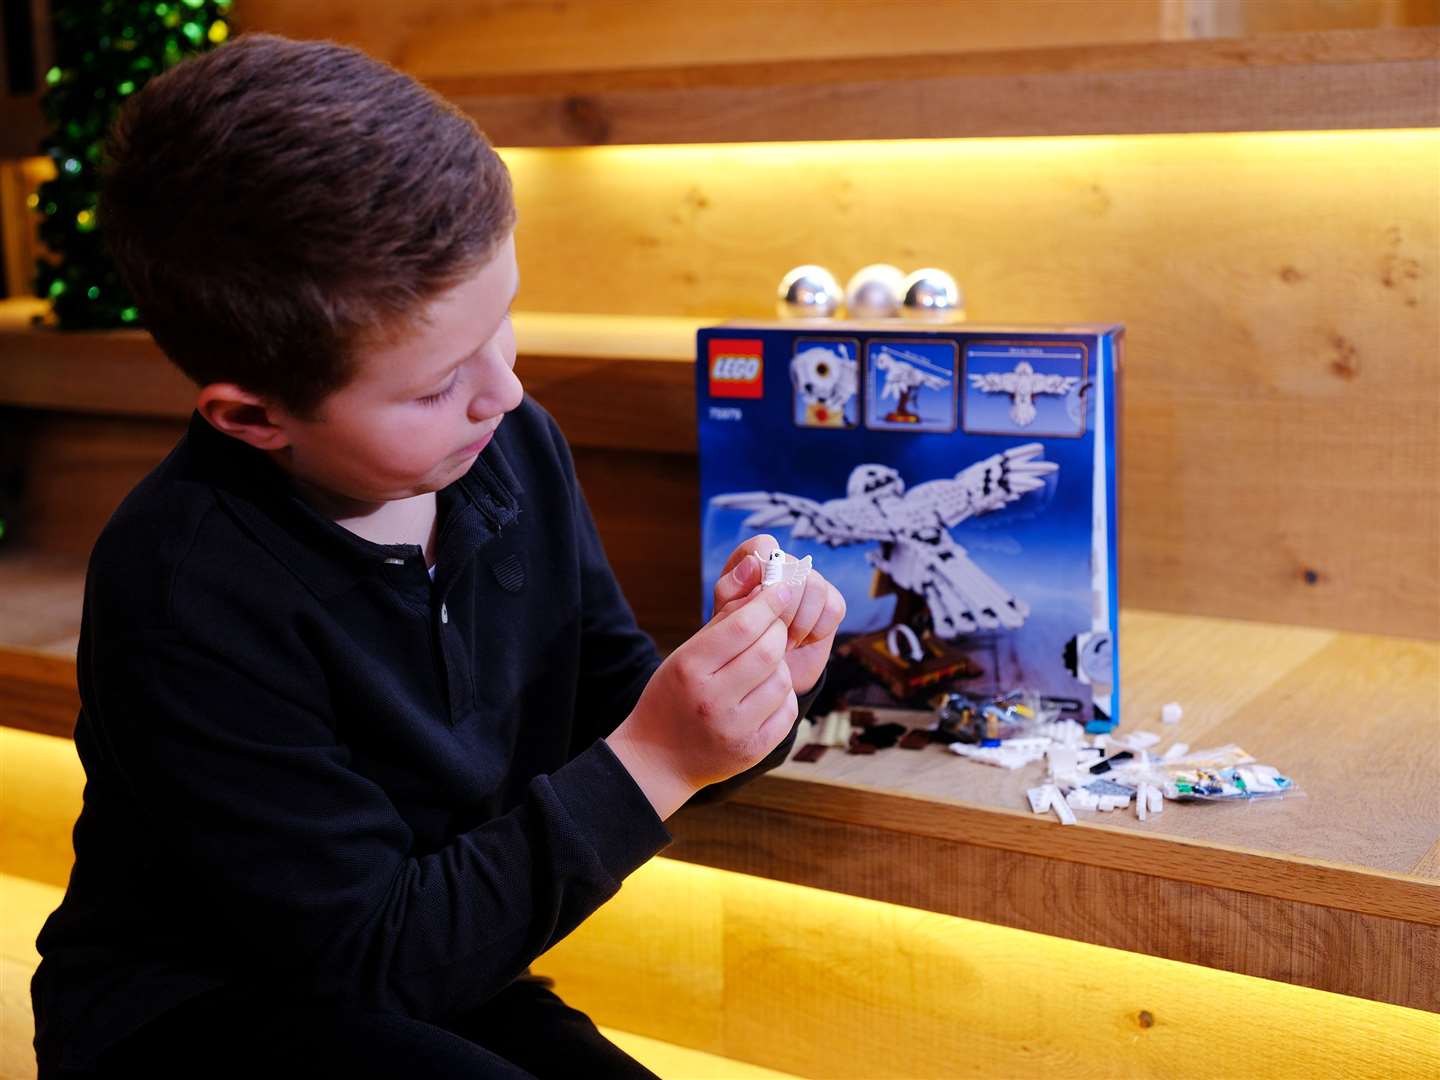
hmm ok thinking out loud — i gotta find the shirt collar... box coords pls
[183,411,524,600]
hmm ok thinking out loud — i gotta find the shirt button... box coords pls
[440,603,449,624]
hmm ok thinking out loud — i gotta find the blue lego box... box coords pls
[696,321,1123,729]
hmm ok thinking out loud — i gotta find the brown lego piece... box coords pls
[793,743,828,763]
[899,730,932,750]
[837,629,982,703]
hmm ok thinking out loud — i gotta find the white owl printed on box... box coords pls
[790,339,859,429]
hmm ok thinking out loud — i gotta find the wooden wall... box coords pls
[2,7,1437,644]
[230,0,1440,76]
[493,132,1440,639]
[231,1,1184,76]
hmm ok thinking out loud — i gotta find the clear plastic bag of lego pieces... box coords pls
[1161,763,1300,802]
[936,689,1042,745]
[760,549,813,589]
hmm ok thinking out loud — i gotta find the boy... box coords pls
[31,33,844,1079]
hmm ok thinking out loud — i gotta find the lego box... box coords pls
[697,321,1123,728]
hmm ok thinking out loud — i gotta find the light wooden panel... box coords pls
[664,803,1440,1016]
[433,30,1439,145]
[499,130,1440,638]
[0,96,46,161]
[0,299,193,416]
[2,289,1438,638]
[0,657,74,740]
[596,1031,801,1080]
[0,159,54,300]
[6,413,186,560]
[234,0,1176,77]
[757,612,1440,884]
[0,730,81,888]
[1233,0,1440,34]
[537,858,1440,1076]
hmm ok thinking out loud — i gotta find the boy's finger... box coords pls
[712,552,762,613]
[699,581,796,674]
[718,622,791,700]
[720,534,779,579]
[786,576,829,648]
[797,584,846,647]
[712,583,762,625]
[752,689,801,758]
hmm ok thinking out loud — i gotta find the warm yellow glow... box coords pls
[0,728,84,889]
[8,725,1438,1075]
[540,856,1440,1078]
[500,128,1440,170]
[497,129,1440,321]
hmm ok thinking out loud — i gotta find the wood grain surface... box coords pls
[233,0,1182,79]
[536,858,1440,1077]
[4,288,1438,639]
[430,30,1440,146]
[665,802,1439,1014]
[742,612,1440,885]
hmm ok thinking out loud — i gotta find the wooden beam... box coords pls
[0,95,45,160]
[429,29,1440,146]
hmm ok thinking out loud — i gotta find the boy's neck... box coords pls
[289,477,440,565]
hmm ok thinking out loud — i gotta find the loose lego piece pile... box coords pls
[793,694,1298,826]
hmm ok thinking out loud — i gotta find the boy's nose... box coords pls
[470,357,524,420]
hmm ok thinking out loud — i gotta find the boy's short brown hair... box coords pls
[100,32,514,419]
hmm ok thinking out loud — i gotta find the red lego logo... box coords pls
[708,339,764,399]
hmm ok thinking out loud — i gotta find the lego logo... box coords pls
[708,339,764,399]
[712,356,761,381]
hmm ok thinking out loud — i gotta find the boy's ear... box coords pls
[195,384,294,452]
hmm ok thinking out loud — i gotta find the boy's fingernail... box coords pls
[732,555,756,584]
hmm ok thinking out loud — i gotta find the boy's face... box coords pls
[273,231,522,510]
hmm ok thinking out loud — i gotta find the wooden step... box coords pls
[0,552,83,741]
[0,872,805,1080]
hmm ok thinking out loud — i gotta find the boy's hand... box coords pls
[711,535,846,697]
[607,580,803,820]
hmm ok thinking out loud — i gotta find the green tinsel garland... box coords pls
[33,0,233,328]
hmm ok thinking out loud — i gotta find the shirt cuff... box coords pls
[549,739,673,882]
[796,667,828,719]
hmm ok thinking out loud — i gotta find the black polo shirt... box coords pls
[32,399,813,1073]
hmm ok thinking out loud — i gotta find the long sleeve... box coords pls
[564,472,664,755]
[91,628,670,1025]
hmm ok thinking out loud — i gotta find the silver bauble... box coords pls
[776,265,842,319]
[900,268,965,322]
[844,263,905,319]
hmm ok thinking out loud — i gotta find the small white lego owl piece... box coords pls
[761,547,812,589]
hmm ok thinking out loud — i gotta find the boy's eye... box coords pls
[417,372,460,406]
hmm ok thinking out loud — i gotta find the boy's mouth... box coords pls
[460,424,499,456]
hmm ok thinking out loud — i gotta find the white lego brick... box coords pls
[1048,786,1077,826]
[1136,783,1149,821]
[1147,786,1165,814]
[1046,745,1080,786]
[1047,744,1078,774]
[1162,742,1190,762]
[1026,786,1053,814]
[948,738,1048,770]
[1114,731,1161,751]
